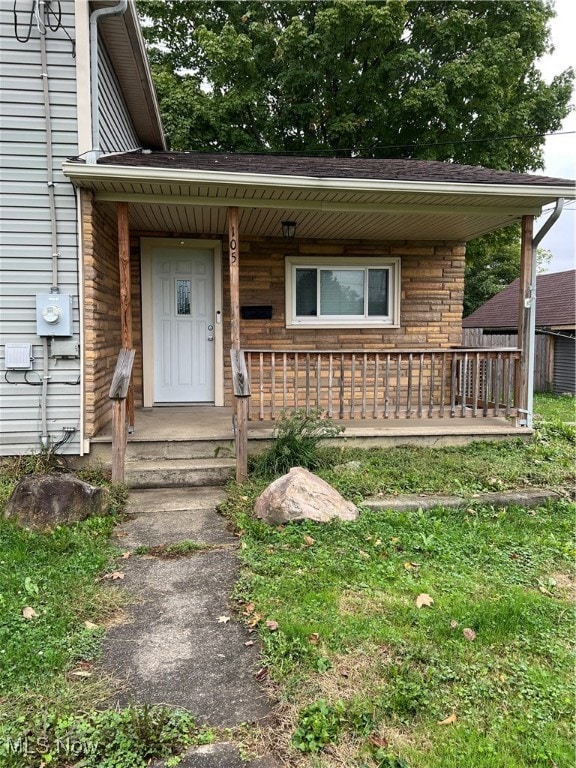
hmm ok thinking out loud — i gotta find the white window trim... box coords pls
[285,256,401,329]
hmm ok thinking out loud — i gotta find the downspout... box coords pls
[86,0,128,164]
[524,198,564,428]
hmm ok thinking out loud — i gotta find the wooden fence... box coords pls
[462,329,553,392]
[243,348,521,421]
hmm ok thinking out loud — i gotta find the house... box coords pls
[1,0,163,457]
[463,270,576,395]
[1,1,575,478]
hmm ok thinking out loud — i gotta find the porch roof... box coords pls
[63,152,575,242]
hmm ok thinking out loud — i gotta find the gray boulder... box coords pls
[254,466,359,525]
[5,473,110,530]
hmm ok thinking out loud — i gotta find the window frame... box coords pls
[285,256,401,329]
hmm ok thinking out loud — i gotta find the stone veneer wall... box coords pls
[221,237,466,405]
[82,194,142,438]
[82,212,465,426]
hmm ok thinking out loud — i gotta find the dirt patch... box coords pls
[551,571,576,602]
[260,646,399,766]
[338,588,410,616]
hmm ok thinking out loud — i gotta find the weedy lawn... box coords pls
[222,402,575,767]
[0,459,213,767]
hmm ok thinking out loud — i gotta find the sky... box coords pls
[536,0,576,273]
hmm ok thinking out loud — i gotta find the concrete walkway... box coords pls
[101,487,276,767]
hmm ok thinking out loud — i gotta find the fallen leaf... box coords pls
[359,550,370,559]
[22,606,38,620]
[339,668,349,678]
[538,585,553,596]
[415,593,434,608]
[244,640,254,647]
[242,602,256,616]
[450,619,459,629]
[217,615,230,624]
[71,670,92,678]
[404,561,414,570]
[265,620,279,631]
[84,621,98,630]
[309,632,320,645]
[121,552,131,559]
[248,613,262,628]
[303,535,315,547]
[255,666,268,681]
[369,734,388,749]
[103,571,125,581]
[438,712,457,725]
[463,627,476,642]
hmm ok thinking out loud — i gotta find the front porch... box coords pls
[62,151,566,480]
[87,403,531,488]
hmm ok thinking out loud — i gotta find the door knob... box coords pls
[207,336,214,341]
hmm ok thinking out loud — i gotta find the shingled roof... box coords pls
[96,151,574,187]
[463,269,576,329]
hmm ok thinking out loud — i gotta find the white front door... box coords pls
[152,247,215,403]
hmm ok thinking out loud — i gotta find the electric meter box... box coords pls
[36,293,73,337]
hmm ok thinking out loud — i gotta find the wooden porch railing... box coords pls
[109,348,135,483]
[243,348,521,421]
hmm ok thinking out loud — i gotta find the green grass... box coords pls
[224,403,576,767]
[534,392,575,423]
[227,500,575,767]
[247,420,575,503]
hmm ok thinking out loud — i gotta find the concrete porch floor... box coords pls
[92,405,531,448]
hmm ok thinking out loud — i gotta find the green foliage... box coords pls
[250,408,344,478]
[534,392,576,423]
[0,705,211,768]
[138,1,573,316]
[292,698,345,752]
[227,489,575,764]
[138,0,572,169]
[134,540,210,557]
[464,228,555,316]
[291,697,372,752]
[0,516,119,697]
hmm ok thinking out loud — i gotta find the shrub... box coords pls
[251,409,344,478]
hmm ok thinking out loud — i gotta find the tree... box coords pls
[137,0,573,304]
[464,228,554,316]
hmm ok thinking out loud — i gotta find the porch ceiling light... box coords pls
[281,220,297,238]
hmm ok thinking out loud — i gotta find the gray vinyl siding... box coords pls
[553,334,576,396]
[98,40,140,153]
[0,1,81,455]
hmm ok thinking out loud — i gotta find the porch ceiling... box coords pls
[64,159,573,242]
[94,198,529,241]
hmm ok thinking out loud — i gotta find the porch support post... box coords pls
[516,214,534,425]
[229,206,248,482]
[117,202,134,429]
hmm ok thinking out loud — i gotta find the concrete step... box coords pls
[89,438,235,464]
[125,458,236,489]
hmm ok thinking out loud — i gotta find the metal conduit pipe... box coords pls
[40,338,50,448]
[87,0,128,164]
[38,0,59,292]
[525,197,564,428]
[38,0,55,447]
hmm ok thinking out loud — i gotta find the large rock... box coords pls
[254,466,359,525]
[4,473,110,530]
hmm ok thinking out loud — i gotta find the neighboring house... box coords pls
[0,0,164,456]
[1,1,575,463]
[463,270,576,395]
